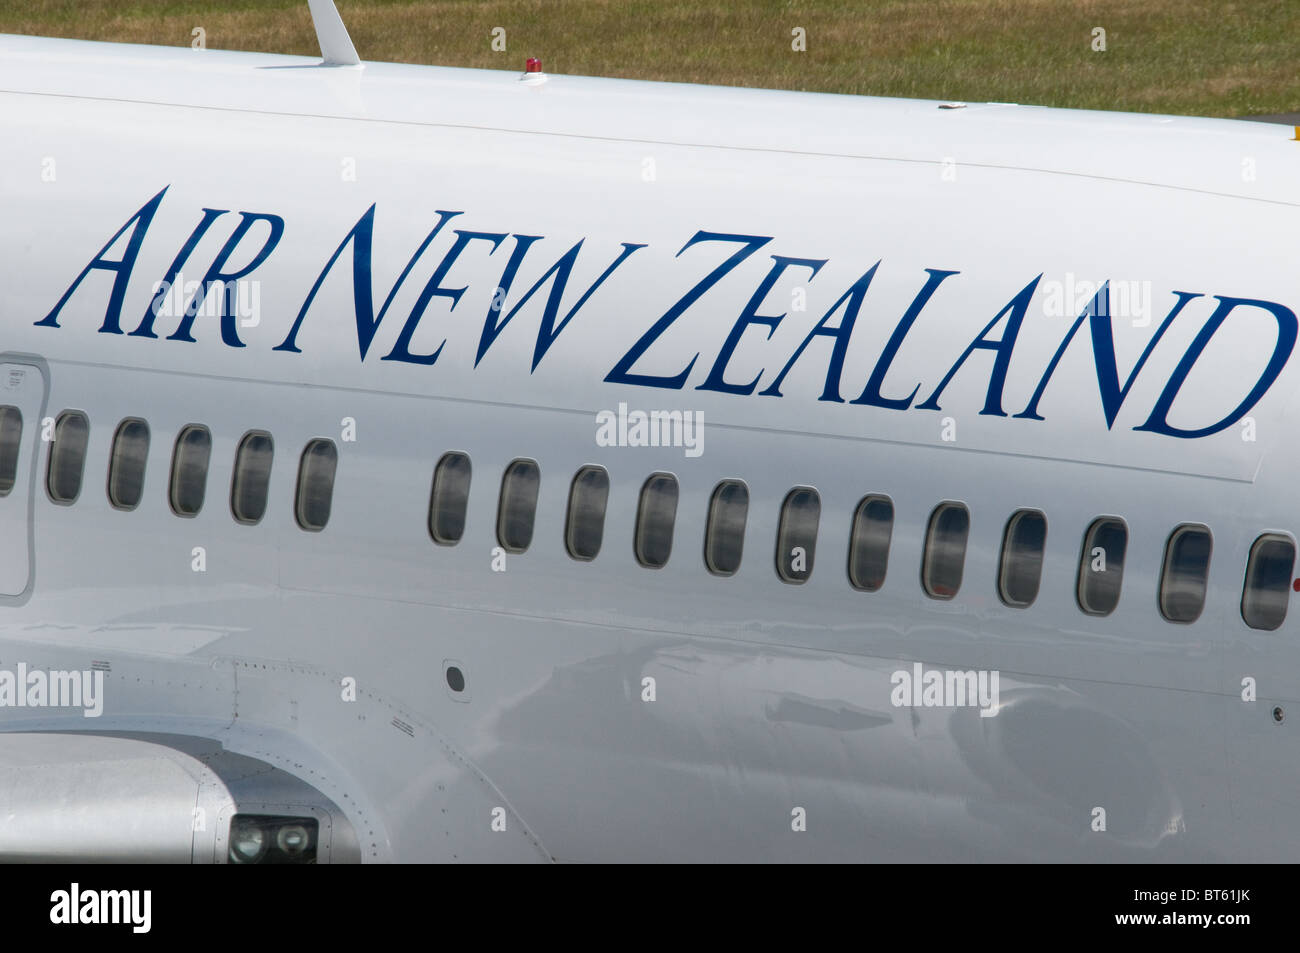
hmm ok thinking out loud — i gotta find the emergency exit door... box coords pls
[0,361,46,597]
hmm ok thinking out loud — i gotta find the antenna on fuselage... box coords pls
[307,0,361,67]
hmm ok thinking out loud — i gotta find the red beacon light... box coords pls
[520,57,546,85]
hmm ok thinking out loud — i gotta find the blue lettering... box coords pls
[274,205,462,357]
[166,212,284,347]
[761,262,881,401]
[605,231,771,390]
[697,255,827,395]
[132,207,228,339]
[1136,295,1298,438]
[477,236,646,370]
[850,268,959,409]
[36,186,168,333]
[916,275,1040,415]
[383,229,507,365]
[1016,286,1200,425]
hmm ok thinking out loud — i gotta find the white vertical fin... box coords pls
[307,0,361,67]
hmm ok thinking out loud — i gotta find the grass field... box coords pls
[0,0,1296,118]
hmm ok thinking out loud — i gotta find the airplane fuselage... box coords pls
[1,33,1298,861]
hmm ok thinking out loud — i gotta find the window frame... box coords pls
[168,424,212,518]
[496,458,541,554]
[997,508,1047,608]
[1158,522,1213,624]
[704,479,749,577]
[634,472,679,569]
[107,417,151,512]
[46,410,90,505]
[1240,532,1295,632]
[230,429,275,526]
[428,451,473,546]
[294,437,339,532]
[565,465,610,562]
[921,501,970,600]
[847,494,894,592]
[775,486,821,585]
[1076,516,1128,617]
[0,405,23,498]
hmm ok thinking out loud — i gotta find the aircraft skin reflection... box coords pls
[481,643,1199,862]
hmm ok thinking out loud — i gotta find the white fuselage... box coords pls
[1,33,1298,861]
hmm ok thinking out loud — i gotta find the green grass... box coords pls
[0,0,1296,117]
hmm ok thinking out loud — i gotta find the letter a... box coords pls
[37,187,169,333]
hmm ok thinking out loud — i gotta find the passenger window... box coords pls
[428,452,472,545]
[635,472,679,568]
[1159,524,1212,623]
[47,411,90,504]
[0,405,22,496]
[107,418,150,511]
[775,487,820,584]
[1241,533,1295,631]
[497,459,540,553]
[998,509,1047,607]
[169,425,211,517]
[704,480,748,576]
[922,502,969,599]
[848,495,893,591]
[295,438,338,532]
[566,465,609,561]
[1077,517,1127,616]
[230,431,274,525]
